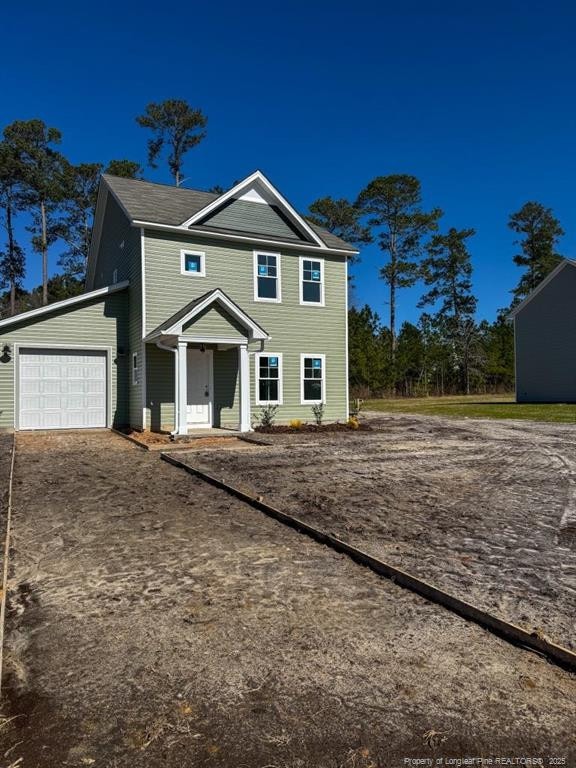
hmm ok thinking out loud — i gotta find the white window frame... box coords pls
[300,353,326,405]
[253,250,282,303]
[299,256,325,307]
[132,352,139,386]
[181,249,206,277]
[255,352,283,405]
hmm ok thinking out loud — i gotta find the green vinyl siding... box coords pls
[182,305,248,340]
[213,348,240,427]
[0,290,129,429]
[91,194,143,429]
[144,229,348,425]
[145,344,239,430]
[200,199,305,241]
[145,343,174,431]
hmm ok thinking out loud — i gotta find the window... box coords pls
[132,352,139,386]
[254,251,281,302]
[300,257,324,305]
[181,250,206,277]
[301,354,325,403]
[255,353,283,404]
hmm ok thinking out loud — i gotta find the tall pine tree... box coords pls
[508,201,564,302]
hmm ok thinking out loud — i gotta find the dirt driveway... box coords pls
[184,413,576,650]
[1,429,576,767]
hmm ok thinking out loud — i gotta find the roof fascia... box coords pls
[135,220,358,257]
[162,289,269,340]
[180,170,326,248]
[0,281,129,330]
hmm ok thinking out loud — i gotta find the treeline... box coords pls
[0,100,207,316]
[306,178,565,397]
[0,102,567,397]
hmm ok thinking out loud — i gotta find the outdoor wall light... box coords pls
[200,344,206,353]
[1,344,11,363]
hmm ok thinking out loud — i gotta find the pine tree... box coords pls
[3,120,66,305]
[508,201,564,301]
[0,140,26,314]
[356,175,442,375]
[136,100,207,186]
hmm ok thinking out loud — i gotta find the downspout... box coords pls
[156,340,179,436]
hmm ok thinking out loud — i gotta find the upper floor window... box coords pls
[300,257,324,306]
[181,250,206,277]
[255,353,283,405]
[254,251,281,302]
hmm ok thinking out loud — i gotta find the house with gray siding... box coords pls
[0,171,357,432]
[509,258,576,403]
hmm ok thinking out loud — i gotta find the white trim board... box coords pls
[253,250,282,303]
[180,170,326,247]
[254,352,283,406]
[131,219,358,257]
[0,281,129,331]
[149,289,269,342]
[300,353,326,405]
[180,249,206,277]
[299,255,325,307]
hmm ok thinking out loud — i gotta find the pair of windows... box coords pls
[254,252,324,306]
[256,354,325,405]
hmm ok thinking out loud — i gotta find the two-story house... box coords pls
[0,171,358,433]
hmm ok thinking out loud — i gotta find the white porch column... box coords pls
[238,343,251,432]
[176,340,188,435]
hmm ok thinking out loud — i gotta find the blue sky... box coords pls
[2,0,575,327]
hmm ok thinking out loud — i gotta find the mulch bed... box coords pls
[255,421,372,434]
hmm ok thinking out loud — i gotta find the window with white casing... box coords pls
[256,354,282,404]
[301,354,325,404]
[132,352,139,386]
[254,251,281,302]
[300,257,324,305]
[181,250,206,277]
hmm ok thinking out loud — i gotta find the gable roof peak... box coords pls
[181,169,326,247]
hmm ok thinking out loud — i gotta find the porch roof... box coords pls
[144,288,270,342]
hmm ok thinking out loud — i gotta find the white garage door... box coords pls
[19,349,107,430]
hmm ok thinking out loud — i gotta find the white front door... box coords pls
[187,348,212,426]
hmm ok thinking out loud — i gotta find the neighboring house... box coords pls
[0,171,358,433]
[509,258,576,403]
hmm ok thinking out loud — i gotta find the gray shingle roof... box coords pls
[102,174,357,252]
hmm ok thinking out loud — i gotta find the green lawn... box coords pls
[364,394,576,423]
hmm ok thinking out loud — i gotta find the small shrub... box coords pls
[289,419,303,429]
[259,404,279,428]
[311,403,325,426]
[347,416,360,430]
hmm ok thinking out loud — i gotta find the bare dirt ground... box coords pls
[0,430,575,767]
[179,413,576,651]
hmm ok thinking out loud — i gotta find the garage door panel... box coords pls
[19,349,108,430]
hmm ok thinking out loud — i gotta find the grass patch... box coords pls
[365,394,576,423]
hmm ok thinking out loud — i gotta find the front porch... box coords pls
[144,289,269,436]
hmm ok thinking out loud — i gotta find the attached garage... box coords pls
[18,349,108,430]
[0,283,129,432]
